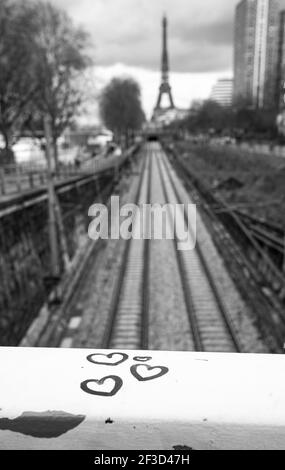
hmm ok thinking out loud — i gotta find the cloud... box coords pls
[49,0,239,73]
[175,18,234,45]
[41,0,236,116]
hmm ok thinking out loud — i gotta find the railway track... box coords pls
[102,146,151,350]
[103,142,241,352]
[156,146,240,352]
[23,142,267,352]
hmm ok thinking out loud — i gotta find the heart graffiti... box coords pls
[80,352,170,398]
[133,356,152,363]
[130,364,169,382]
[80,375,123,397]
[86,352,129,367]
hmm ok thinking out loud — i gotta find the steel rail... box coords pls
[102,150,151,350]
[157,149,241,352]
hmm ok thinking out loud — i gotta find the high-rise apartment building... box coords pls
[277,10,285,108]
[234,0,280,109]
[210,79,233,107]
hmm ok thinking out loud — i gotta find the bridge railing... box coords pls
[0,161,77,196]
[0,146,138,198]
[0,347,284,450]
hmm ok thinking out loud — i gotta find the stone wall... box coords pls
[0,173,112,345]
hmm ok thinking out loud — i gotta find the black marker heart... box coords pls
[87,352,128,366]
[130,364,169,382]
[133,356,152,363]
[80,375,123,397]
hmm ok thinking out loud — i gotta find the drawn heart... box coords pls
[130,364,169,382]
[80,375,123,397]
[133,356,152,362]
[86,352,128,366]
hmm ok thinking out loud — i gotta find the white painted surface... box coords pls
[0,348,285,449]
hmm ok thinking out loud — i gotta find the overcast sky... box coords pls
[47,0,283,118]
[51,0,238,72]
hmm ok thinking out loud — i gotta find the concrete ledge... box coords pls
[0,348,285,449]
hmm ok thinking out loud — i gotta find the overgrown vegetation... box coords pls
[175,100,279,141]
[176,141,285,228]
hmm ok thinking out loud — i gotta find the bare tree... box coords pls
[0,1,91,167]
[30,1,91,170]
[100,77,145,146]
[0,0,38,163]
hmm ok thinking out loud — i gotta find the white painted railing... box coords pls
[0,348,285,450]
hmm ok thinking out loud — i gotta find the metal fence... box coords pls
[0,152,130,198]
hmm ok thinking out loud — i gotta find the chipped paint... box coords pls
[0,411,85,438]
[173,445,193,450]
[105,418,114,424]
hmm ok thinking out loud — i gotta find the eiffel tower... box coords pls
[153,15,175,120]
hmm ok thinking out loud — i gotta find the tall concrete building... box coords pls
[210,78,233,107]
[234,0,280,109]
[277,10,285,108]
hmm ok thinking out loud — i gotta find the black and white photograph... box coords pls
[0,0,285,454]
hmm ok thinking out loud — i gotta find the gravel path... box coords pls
[148,153,194,351]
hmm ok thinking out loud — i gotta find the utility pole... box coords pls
[44,114,60,278]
